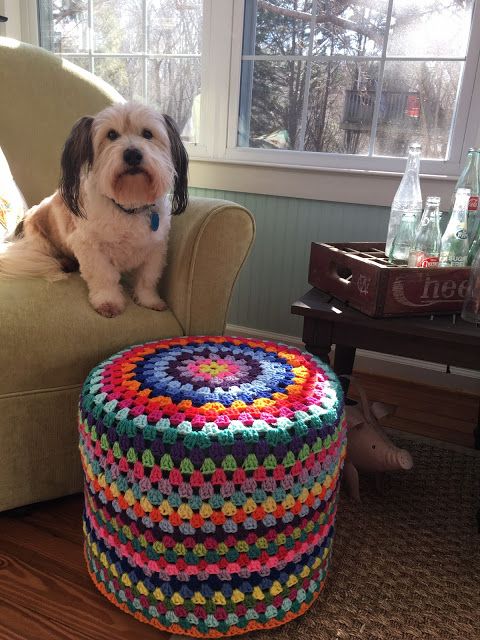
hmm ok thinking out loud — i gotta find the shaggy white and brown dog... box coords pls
[0,102,188,317]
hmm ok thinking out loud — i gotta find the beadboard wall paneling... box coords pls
[190,188,389,336]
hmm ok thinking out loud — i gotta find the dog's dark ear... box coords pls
[59,116,94,217]
[163,114,188,215]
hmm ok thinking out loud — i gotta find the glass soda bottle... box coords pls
[408,196,442,267]
[390,211,417,265]
[460,248,480,323]
[385,143,422,257]
[467,224,480,266]
[452,148,480,244]
[439,188,470,267]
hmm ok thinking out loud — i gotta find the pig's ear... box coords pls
[345,404,365,429]
[371,401,395,421]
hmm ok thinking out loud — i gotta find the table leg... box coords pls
[302,317,333,364]
[305,344,332,362]
[475,402,480,450]
[333,344,356,396]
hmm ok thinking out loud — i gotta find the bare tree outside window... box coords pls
[239,0,474,159]
[39,0,202,140]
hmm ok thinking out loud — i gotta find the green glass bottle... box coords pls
[467,223,480,266]
[461,249,480,323]
[390,211,417,265]
[439,188,470,267]
[452,148,480,244]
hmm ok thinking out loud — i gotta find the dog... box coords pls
[0,102,188,317]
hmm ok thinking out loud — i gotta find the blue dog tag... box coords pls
[150,212,159,231]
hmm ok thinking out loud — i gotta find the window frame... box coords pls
[223,0,480,177]
[10,0,480,205]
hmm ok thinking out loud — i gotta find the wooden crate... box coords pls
[308,242,471,318]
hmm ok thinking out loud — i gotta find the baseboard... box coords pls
[225,323,480,394]
[225,324,305,349]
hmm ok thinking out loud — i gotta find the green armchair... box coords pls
[0,38,255,511]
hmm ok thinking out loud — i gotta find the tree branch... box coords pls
[258,0,382,43]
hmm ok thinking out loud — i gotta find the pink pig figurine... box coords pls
[342,376,413,501]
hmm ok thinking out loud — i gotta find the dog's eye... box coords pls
[142,129,153,140]
[107,129,120,141]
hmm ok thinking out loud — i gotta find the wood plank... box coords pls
[349,372,479,423]
[0,598,86,640]
[0,517,86,576]
[381,415,475,448]
[394,406,474,434]
[21,494,84,545]
[0,551,169,640]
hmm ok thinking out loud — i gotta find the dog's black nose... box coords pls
[123,147,143,166]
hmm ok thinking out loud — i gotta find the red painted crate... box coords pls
[309,242,471,318]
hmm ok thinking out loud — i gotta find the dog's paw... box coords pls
[134,292,168,312]
[90,289,126,318]
[94,301,124,318]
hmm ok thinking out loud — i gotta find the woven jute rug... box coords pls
[245,435,480,640]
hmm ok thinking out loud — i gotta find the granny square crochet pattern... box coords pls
[79,336,347,637]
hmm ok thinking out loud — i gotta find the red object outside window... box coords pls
[406,94,421,118]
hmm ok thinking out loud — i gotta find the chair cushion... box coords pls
[0,274,183,395]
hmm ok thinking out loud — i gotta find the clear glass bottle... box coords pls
[467,222,480,266]
[408,196,442,267]
[390,211,417,265]
[385,143,423,257]
[452,148,480,244]
[461,249,480,323]
[439,188,470,267]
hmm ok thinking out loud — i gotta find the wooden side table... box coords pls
[291,288,480,448]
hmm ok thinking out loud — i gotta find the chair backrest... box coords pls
[0,37,122,206]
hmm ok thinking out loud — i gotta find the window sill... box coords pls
[188,157,457,208]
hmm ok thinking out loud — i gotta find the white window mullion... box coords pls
[201,0,237,158]
[226,0,249,154]
[142,0,148,102]
[367,0,394,157]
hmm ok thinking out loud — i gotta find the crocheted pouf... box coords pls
[79,336,346,637]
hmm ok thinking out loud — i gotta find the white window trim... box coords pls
[0,0,38,44]
[10,0,480,206]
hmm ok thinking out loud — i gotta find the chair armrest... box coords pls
[161,197,255,335]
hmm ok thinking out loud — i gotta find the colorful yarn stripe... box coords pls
[79,336,346,637]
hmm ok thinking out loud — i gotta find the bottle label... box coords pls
[468,196,479,211]
[448,255,468,266]
[408,251,440,268]
[420,255,439,268]
[455,229,468,240]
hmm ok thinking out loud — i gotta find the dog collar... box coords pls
[110,198,159,231]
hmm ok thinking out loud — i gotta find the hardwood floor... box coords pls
[0,374,478,639]
[0,496,170,640]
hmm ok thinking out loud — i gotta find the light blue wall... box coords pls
[190,188,389,337]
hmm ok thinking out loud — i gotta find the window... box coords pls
[38,0,203,143]
[29,1,480,183]
[238,0,474,160]
[230,0,480,174]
